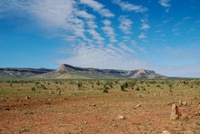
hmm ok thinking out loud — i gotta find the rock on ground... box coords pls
[170,103,181,120]
[162,130,171,134]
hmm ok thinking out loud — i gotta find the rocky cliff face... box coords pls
[53,64,165,79]
[0,64,166,79]
[0,68,53,79]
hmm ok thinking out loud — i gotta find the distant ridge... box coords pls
[0,64,167,79]
[0,68,53,79]
[34,64,166,79]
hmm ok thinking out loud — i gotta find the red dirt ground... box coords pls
[0,90,200,134]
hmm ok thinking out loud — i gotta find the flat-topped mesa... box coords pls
[56,64,71,72]
[56,64,101,72]
[53,64,165,79]
[0,64,166,79]
[137,69,155,73]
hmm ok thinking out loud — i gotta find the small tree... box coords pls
[169,84,173,93]
[77,82,83,90]
[31,87,36,91]
[103,86,109,93]
[10,82,13,87]
[135,86,140,91]
[120,85,124,92]
[41,84,47,90]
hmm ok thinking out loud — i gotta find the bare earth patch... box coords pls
[0,79,200,133]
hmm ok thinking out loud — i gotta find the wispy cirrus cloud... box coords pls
[75,10,96,20]
[140,19,150,30]
[122,36,131,42]
[159,0,171,7]
[87,29,104,44]
[138,15,150,41]
[112,0,148,13]
[159,0,171,12]
[118,42,135,53]
[131,40,147,53]
[57,43,147,70]
[86,20,104,44]
[79,0,114,18]
[87,20,98,29]
[138,32,146,39]
[172,16,192,35]
[102,19,118,43]
[118,15,133,34]
[0,0,74,30]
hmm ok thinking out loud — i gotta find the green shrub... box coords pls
[10,82,12,87]
[77,82,83,90]
[31,87,36,91]
[120,85,126,92]
[103,85,109,93]
[135,87,140,91]
[103,88,108,93]
[156,85,161,87]
[41,84,47,90]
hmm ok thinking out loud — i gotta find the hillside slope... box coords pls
[0,68,53,79]
[33,64,166,79]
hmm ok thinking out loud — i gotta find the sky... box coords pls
[0,0,200,77]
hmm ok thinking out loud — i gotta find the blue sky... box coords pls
[0,0,200,77]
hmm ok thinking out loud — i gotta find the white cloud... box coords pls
[67,17,87,40]
[122,36,131,42]
[79,0,114,18]
[0,0,74,29]
[131,40,147,53]
[118,42,135,53]
[0,0,28,17]
[118,15,133,34]
[140,23,150,30]
[140,18,150,30]
[30,0,74,29]
[103,19,111,25]
[159,0,171,7]
[87,29,104,44]
[87,20,98,29]
[131,40,137,46]
[102,19,118,43]
[112,0,148,13]
[57,43,147,70]
[138,33,146,39]
[75,10,95,20]
[86,19,104,44]
[138,16,150,41]
[0,0,89,40]
[159,0,171,12]
[2,0,200,78]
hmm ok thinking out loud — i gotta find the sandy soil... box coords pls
[0,81,200,134]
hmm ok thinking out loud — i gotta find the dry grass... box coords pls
[0,79,200,133]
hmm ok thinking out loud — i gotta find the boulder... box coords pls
[182,101,187,106]
[162,130,171,134]
[25,96,30,99]
[178,100,182,106]
[116,115,125,120]
[134,104,141,109]
[137,94,144,98]
[170,103,181,120]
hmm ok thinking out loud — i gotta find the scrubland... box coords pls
[0,79,199,133]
